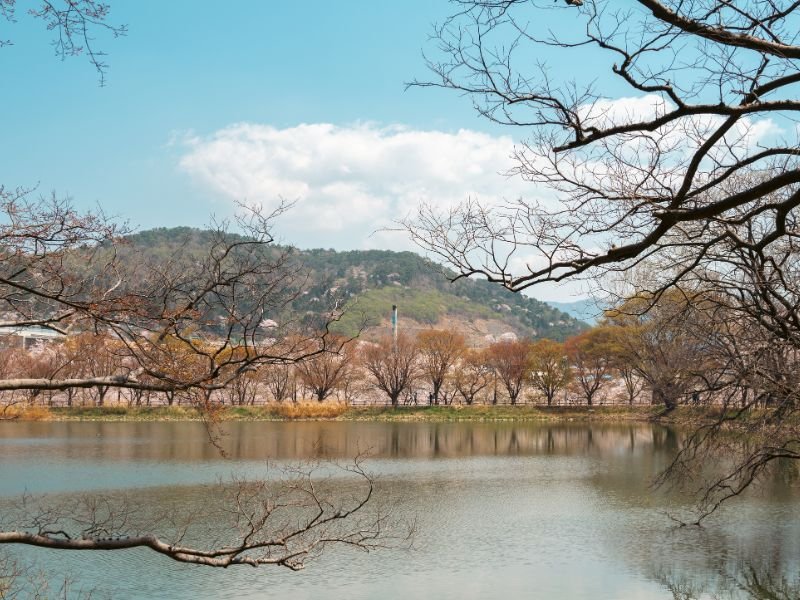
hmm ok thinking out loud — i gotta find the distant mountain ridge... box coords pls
[125,228,588,342]
[546,299,605,325]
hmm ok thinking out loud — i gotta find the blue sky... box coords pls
[0,1,632,300]
[1,1,477,226]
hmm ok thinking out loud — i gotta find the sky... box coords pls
[0,0,628,301]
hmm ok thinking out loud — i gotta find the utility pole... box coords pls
[391,304,398,350]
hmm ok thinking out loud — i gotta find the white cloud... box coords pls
[177,121,588,301]
[179,106,780,252]
[576,94,779,159]
[178,122,535,250]
[176,102,783,302]
[578,94,672,128]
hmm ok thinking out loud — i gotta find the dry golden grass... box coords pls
[271,401,349,419]
[1,404,52,421]
[4,402,665,424]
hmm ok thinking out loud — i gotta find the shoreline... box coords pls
[0,404,712,424]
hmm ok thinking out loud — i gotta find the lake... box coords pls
[1,421,798,599]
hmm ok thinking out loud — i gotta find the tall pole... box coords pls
[391,304,398,350]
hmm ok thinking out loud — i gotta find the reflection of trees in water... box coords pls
[738,566,800,600]
[6,423,795,507]
[761,458,800,502]
[636,516,800,600]
[252,423,664,460]
[575,436,800,600]
[295,422,656,459]
[652,427,681,454]
[4,421,676,461]
[655,562,800,600]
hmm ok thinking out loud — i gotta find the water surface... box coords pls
[1,421,798,599]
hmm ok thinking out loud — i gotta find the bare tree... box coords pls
[528,339,572,406]
[604,293,716,412]
[57,333,122,406]
[0,459,408,569]
[416,329,466,405]
[222,370,261,406]
[401,0,800,512]
[0,551,22,598]
[485,339,531,405]
[0,193,346,403]
[650,295,800,522]
[262,363,294,403]
[0,0,126,85]
[606,324,647,405]
[452,348,492,405]
[6,345,63,406]
[565,326,616,406]
[405,1,800,297]
[295,337,353,402]
[361,334,420,407]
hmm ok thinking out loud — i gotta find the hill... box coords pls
[124,228,588,343]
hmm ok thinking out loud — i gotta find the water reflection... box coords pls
[1,421,798,600]
[0,420,680,461]
[653,558,800,600]
[630,511,800,598]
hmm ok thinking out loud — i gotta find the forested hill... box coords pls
[126,228,587,342]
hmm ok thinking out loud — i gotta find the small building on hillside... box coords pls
[0,326,66,351]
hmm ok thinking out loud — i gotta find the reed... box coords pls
[271,402,350,419]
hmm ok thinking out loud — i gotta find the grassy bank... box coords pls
[1,403,668,423]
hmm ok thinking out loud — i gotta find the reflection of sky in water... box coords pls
[1,421,798,599]
[1,454,604,496]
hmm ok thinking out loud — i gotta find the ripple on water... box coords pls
[1,420,798,600]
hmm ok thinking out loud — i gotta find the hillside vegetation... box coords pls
[125,228,587,342]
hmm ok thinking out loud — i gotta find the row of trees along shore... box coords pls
[1,288,765,411]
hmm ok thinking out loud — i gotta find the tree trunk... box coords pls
[653,387,678,411]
